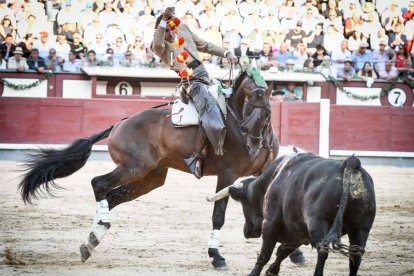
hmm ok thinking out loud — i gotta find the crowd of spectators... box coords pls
[0,0,413,82]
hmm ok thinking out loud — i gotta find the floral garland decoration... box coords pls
[324,75,398,101]
[167,17,193,81]
[0,71,53,90]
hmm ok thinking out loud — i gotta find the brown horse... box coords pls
[18,68,279,270]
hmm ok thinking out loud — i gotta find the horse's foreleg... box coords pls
[80,166,167,262]
[208,196,229,270]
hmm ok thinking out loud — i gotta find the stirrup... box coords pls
[184,157,203,179]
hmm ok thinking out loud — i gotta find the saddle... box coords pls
[171,83,231,127]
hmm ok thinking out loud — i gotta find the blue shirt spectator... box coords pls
[352,42,373,71]
[275,42,293,66]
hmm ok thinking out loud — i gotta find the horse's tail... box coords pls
[321,155,362,256]
[18,125,114,204]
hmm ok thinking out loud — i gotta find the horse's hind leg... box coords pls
[80,166,167,262]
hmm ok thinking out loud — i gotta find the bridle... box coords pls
[226,73,272,150]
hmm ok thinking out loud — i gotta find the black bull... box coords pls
[208,151,376,276]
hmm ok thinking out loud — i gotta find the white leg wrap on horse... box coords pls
[208,229,220,249]
[90,199,110,243]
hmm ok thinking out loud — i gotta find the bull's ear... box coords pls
[229,186,245,202]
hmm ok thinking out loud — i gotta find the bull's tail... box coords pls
[18,125,114,204]
[321,155,362,256]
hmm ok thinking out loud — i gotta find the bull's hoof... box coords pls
[80,244,91,262]
[212,257,227,270]
[208,248,227,270]
[289,250,305,265]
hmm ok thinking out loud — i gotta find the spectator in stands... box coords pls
[106,22,125,47]
[381,1,402,27]
[322,0,342,19]
[17,33,33,58]
[120,50,137,67]
[293,42,308,68]
[16,14,41,41]
[384,13,404,34]
[336,59,355,81]
[360,3,381,41]
[270,89,285,102]
[311,44,328,67]
[298,0,319,18]
[112,36,128,61]
[62,50,81,73]
[388,24,407,51]
[220,8,242,36]
[324,24,344,54]
[84,17,105,46]
[0,16,14,43]
[316,55,334,78]
[285,58,295,71]
[44,48,64,72]
[395,46,412,77]
[54,33,71,61]
[137,4,156,28]
[128,35,147,65]
[99,48,118,67]
[371,28,389,51]
[79,2,96,34]
[57,1,79,27]
[27,48,46,73]
[71,32,87,59]
[306,23,324,54]
[344,2,363,38]
[403,1,414,22]
[7,46,28,71]
[88,33,107,60]
[274,42,293,67]
[234,38,254,66]
[404,15,414,53]
[84,50,100,66]
[352,42,373,71]
[0,33,15,61]
[98,2,119,28]
[300,8,319,35]
[283,82,303,101]
[182,11,200,35]
[373,40,394,72]
[239,0,260,18]
[285,20,306,52]
[331,39,352,71]
[257,40,277,69]
[379,60,398,80]
[33,31,53,59]
[357,61,377,81]
[323,9,343,34]
[303,58,314,70]
[198,2,218,31]
[349,28,367,53]
[279,0,297,30]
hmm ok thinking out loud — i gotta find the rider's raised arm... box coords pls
[151,16,168,57]
[184,24,227,58]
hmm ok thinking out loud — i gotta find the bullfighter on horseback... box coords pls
[151,7,238,179]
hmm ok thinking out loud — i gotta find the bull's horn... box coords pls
[206,181,243,202]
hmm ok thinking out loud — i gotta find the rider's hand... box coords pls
[162,7,175,21]
[226,52,238,64]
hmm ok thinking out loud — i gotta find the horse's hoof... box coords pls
[289,252,306,265]
[80,244,91,262]
[212,257,227,271]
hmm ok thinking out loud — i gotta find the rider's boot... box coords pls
[185,126,207,179]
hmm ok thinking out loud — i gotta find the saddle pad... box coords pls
[171,84,227,127]
[171,99,200,126]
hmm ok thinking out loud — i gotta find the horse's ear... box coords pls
[265,82,273,98]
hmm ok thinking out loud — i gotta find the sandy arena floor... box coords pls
[0,158,413,276]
